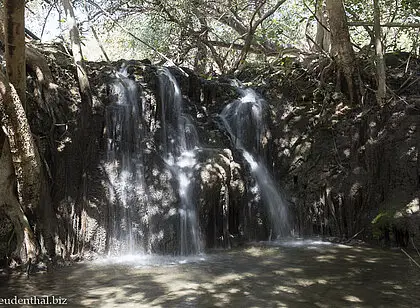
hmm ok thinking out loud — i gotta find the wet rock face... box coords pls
[3,50,419,260]
[1,51,267,260]
[261,60,420,244]
[192,148,246,248]
[78,62,266,255]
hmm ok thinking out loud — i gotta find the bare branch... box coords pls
[233,0,287,71]
[303,0,330,33]
[83,0,110,61]
[249,0,267,29]
[202,40,225,72]
[252,0,287,32]
[348,21,420,28]
[40,3,55,40]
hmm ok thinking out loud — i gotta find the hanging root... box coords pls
[0,141,38,264]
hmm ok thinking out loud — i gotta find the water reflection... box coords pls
[93,254,207,268]
[1,242,419,307]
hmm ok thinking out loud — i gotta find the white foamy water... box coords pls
[220,87,290,237]
[105,65,146,254]
[158,68,202,255]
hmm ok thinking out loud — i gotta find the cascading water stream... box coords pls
[103,67,285,254]
[220,88,289,237]
[158,68,202,255]
[104,66,147,253]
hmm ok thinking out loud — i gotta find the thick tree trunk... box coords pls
[0,140,37,262]
[0,8,58,99]
[326,0,361,104]
[4,0,26,104]
[1,6,59,260]
[0,71,40,213]
[0,80,38,262]
[2,1,41,214]
[373,0,386,104]
[0,0,41,262]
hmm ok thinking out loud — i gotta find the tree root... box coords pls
[0,140,38,263]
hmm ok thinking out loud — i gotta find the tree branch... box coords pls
[252,0,286,32]
[83,0,110,61]
[86,0,188,76]
[348,21,420,28]
[40,2,55,40]
[233,0,286,71]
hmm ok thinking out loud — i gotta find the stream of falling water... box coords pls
[158,68,202,255]
[220,87,289,237]
[104,66,202,255]
[104,66,147,253]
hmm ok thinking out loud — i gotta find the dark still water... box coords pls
[1,240,419,307]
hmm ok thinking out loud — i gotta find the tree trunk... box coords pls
[0,73,41,215]
[326,0,361,104]
[194,13,209,74]
[315,1,331,52]
[373,0,386,104]
[4,0,26,104]
[0,0,41,262]
[62,0,93,111]
[0,79,38,262]
[235,30,255,71]
[0,140,38,262]
[84,1,110,62]
[0,5,58,103]
[2,1,41,214]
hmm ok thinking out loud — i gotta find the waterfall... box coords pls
[220,88,289,238]
[103,66,285,255]
[158,68,202,255]
[104,65,147,253]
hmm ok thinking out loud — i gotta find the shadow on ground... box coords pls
[1,241,419,307]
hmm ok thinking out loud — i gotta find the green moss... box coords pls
[371,211,393,224]
[371,210,394,239]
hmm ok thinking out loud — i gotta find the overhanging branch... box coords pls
[86,0,189,76]
[348,21,420,28]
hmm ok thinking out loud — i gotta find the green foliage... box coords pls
[24,0,420,69]
[371,211,393,225]
[401,0,420,12]
[371,211,394,239]
[344,0,419,51]
[121,14,174,60]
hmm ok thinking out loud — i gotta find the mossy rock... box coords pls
[371,211,394,240]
